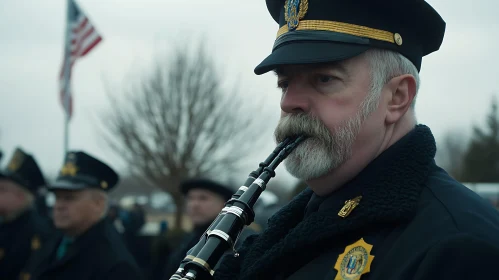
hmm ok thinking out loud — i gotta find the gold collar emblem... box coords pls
[31,235,41,250]
[338,196,362,218]
[334,238,375,280]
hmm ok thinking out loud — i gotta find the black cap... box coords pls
[50,151,119,192]
[254,0,446,74]
[180,178,234,201]
[0,148,46,193]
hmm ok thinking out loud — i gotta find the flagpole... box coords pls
[63,0,72,155]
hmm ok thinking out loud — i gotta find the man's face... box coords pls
[52,189,101,234]
[274,54,387,181]
[0,179,28,216]
[185,189,225,227]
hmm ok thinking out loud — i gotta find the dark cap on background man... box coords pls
[0,148,46,193]
[180,178,234,202]
[49,151,119,192]
[254,0,446,75]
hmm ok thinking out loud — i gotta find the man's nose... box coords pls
[280,81,310,114]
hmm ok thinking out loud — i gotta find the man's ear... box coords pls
[385,74,417,124]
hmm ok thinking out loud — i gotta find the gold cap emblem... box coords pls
[101,181,108,189]
[7,150,25,172]
[284,0,309,31]
[60,162,78,176]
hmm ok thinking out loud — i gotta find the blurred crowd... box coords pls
[0,147,283,280]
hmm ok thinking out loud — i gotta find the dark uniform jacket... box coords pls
[214,124,499,280]
[21,218,143,280]
[0,209,53,280]
[163,221,257,279]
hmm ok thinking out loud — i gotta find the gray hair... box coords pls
[360,49,421,116]
[87,189,110,218]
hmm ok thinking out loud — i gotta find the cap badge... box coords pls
[60,162,78,176]
[7,150,25,172]
[284,0,308,31]
[334,238,374,280]
[101,181,108,189]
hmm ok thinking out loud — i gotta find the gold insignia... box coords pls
[394,33,403,46]
[7,149,25,172]
[20,272,31,280]
[60,162,78,176]
[101,181,108,189]
[334,238,375,280]
[0,248,4,260]
[31,235,41,250]
[338,196,362,218]
[284,0,308,31]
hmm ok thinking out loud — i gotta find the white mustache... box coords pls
[274,113,333,145]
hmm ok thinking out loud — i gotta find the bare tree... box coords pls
[435,129,468,181]
[99,41,267,229]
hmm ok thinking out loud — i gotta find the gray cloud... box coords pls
[1,0,498,187]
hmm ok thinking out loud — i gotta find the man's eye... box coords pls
[277,80,289,89]
[317,75,335,83]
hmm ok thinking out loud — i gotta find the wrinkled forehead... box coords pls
[273,58,359,77]
[53,188,90,200]
[0,178,24,191]
[186,188,224,200]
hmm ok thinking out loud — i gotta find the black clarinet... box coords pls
[169,135,306,280]
[169,137,293,279]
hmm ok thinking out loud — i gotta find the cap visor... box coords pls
[254,41,370,75]
[49,180,87,191]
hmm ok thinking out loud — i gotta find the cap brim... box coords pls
[49,180,87,191]
[254,41,370,75]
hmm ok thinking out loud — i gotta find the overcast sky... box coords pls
[1,0,498,187]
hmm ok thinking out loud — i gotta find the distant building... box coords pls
[463,183,499,208]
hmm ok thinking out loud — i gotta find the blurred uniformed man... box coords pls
[0,148,53,280]
[163,178,257,279]
[213,0,499,279]
[21,151,143,280]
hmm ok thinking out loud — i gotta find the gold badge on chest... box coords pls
[31,235,41,250]
[334,238,374,280]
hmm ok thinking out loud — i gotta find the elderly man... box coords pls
[21,151,143,280]
[0,148,53,280]
[213,0,499,279]
[163,178,257,279]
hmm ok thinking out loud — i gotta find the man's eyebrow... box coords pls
[272,62,350,77]
[273,68,284,76]
[316,62,349,76]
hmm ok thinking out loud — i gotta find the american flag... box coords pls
[59,0,102,119]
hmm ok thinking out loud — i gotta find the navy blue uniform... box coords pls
[0,209,53,280]
[20,219,143,280]
[214,125,499,280]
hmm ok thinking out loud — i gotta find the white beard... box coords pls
[276,112,363,181]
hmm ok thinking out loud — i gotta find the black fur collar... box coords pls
[221,124,437,280]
